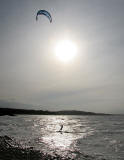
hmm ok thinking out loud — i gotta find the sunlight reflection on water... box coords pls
[0,115,124,159]
[35,116,93,154]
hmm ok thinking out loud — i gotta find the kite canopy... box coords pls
[36,10,52,23]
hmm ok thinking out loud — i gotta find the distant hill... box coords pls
[0,108,110,116]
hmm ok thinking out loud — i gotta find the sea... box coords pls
[0,115,124,160]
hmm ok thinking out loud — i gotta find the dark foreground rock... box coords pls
[0,136,74,160]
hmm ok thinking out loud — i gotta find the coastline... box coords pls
[0,108,111,116]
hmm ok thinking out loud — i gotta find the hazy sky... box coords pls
[0,0,124,113]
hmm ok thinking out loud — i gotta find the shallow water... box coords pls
[0,115,124,159]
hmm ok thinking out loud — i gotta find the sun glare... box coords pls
[55,40,77,63]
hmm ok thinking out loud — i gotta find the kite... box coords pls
[36,10,52,23]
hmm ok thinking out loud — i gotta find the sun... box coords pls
[55,40,77,63]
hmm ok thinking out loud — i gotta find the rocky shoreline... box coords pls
[0,136,68,160]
